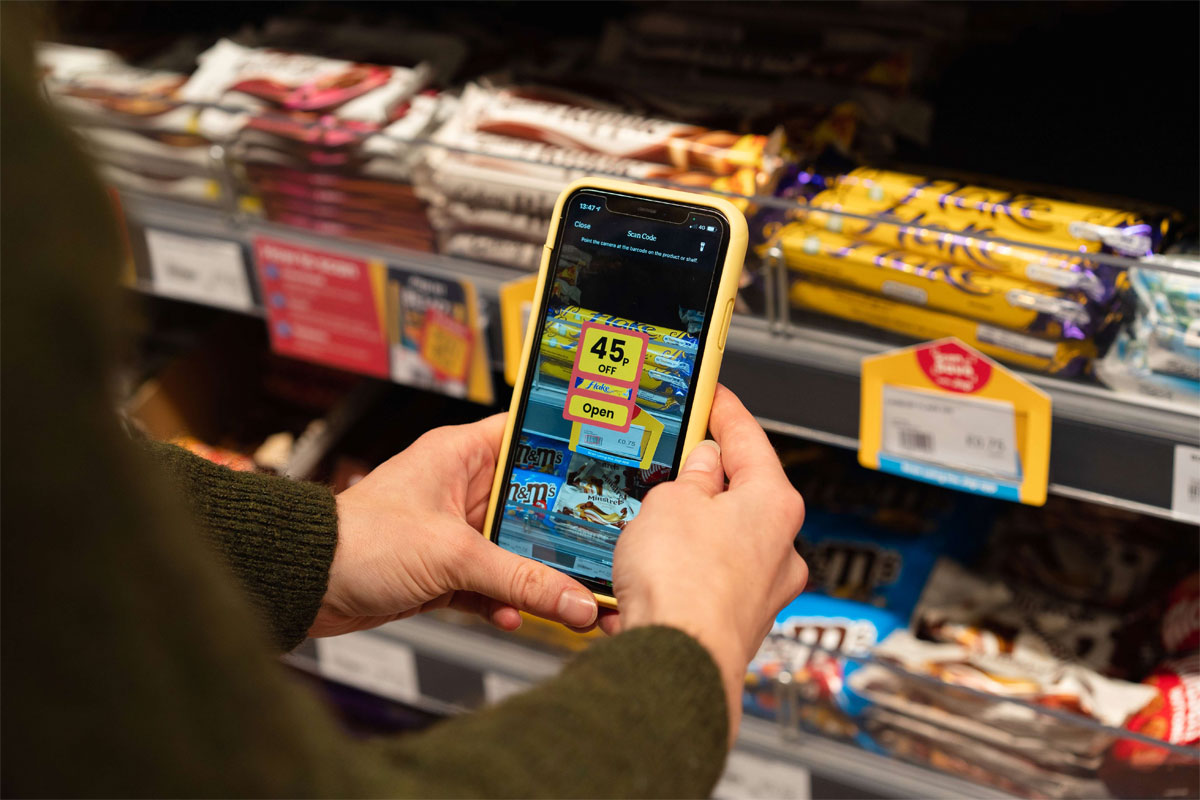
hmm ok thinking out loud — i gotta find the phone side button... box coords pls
[717,298,735,350]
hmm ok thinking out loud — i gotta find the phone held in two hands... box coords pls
[482,178,748,608]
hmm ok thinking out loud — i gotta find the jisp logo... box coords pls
[915,341,992,394]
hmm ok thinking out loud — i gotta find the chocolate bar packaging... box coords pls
[38,44,224,205]
[790,278,1096,375]
[779,225,1099,340]
[173,38,438,248]
[831,167,1164,258]
[1101,654,1200,800]
[800,185,1121,303]
[448,83,779,176]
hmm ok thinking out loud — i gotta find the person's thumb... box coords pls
[673,439,724,496]
[460,535,599,628]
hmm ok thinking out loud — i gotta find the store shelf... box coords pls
[720,317,1200,521]
[120,191,1200,522]
[286,615,1011,800]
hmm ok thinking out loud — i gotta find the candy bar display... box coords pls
[178,38,438,250]
[38,44,224,205]
[412,83,777,270]
[790,278,1097,374]
[746,448,996,748]
[1096,255,1200,405]
[756,165,1175,376]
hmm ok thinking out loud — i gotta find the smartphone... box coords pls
[482,177,747,608]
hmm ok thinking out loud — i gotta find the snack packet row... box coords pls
[831,168,1166,259]
[790,278,1096,375]
[449,83,780,178]
[778,225,1104,340]
[505,435,647,536]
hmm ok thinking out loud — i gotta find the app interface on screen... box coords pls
[495,191,725,588]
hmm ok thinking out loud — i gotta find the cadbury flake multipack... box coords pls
[832,167,1164,258]
[778,226,1099,340]
[790,279,1096,375]
[548,305,699,352]
[799,184,1121,303]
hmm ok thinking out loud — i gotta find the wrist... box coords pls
[620,599,746,744]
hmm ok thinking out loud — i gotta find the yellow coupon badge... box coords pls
[563,322,650,433]
[569,405,665,470]
[859,338,1051,505]
[420,308,473,382]
[575,325,646,385]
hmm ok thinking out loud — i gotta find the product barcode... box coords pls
[899,429,934,452]
[1189,479,1200,504]
[583,433,602,446]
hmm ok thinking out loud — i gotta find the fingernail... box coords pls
[557,589,597,628]
[681,440,721,473]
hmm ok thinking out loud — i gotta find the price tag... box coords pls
[566,394,631,429]
[881,385,1019,479]
[712,749,811,800]
[578,423,645,459]
[1172,445,1200,522]
[499,273,538,387]
[575,326,646,385]
[420,308,473,382]
[483,672,530,705]
[314,632,419,705]
[146,229,253,312]
[860,338,1050,505]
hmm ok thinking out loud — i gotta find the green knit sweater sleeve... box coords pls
[364,625,729,798]
[139,439,338,651]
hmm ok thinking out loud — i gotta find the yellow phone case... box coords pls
[481,177,748,609]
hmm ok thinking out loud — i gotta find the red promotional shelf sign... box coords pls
[254,237,389,379]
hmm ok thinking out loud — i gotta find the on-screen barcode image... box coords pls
[899,428,934,452]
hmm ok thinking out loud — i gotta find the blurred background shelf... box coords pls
[121,191,1200,523]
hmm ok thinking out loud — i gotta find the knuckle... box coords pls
[779,487,806,529]
[507,561,550,605]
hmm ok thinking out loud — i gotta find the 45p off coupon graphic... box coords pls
[563,322,649,432]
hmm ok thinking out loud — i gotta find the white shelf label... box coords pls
[1172,444,1200,522]
[881,384,1019,480]
[145,229,253,312]
[578,423,645,459]
[713,749,811,800]
[314,632,419,705]
[483,672,530,705]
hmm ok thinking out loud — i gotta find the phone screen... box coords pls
[491,187,730,595]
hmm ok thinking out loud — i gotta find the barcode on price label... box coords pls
[898,428,934,452]
[881,384,1019,480]
[1172,445,1200,522]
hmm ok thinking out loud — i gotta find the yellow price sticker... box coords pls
[420,309,472,381]
[576,325,647,385]
[566,394,630,429]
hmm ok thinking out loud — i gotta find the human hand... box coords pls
[607,385,808,742]
[311,415,600,638]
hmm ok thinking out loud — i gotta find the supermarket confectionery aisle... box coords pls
[6,2,1200,798]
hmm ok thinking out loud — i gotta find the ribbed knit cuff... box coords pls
[141,439,338,651]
